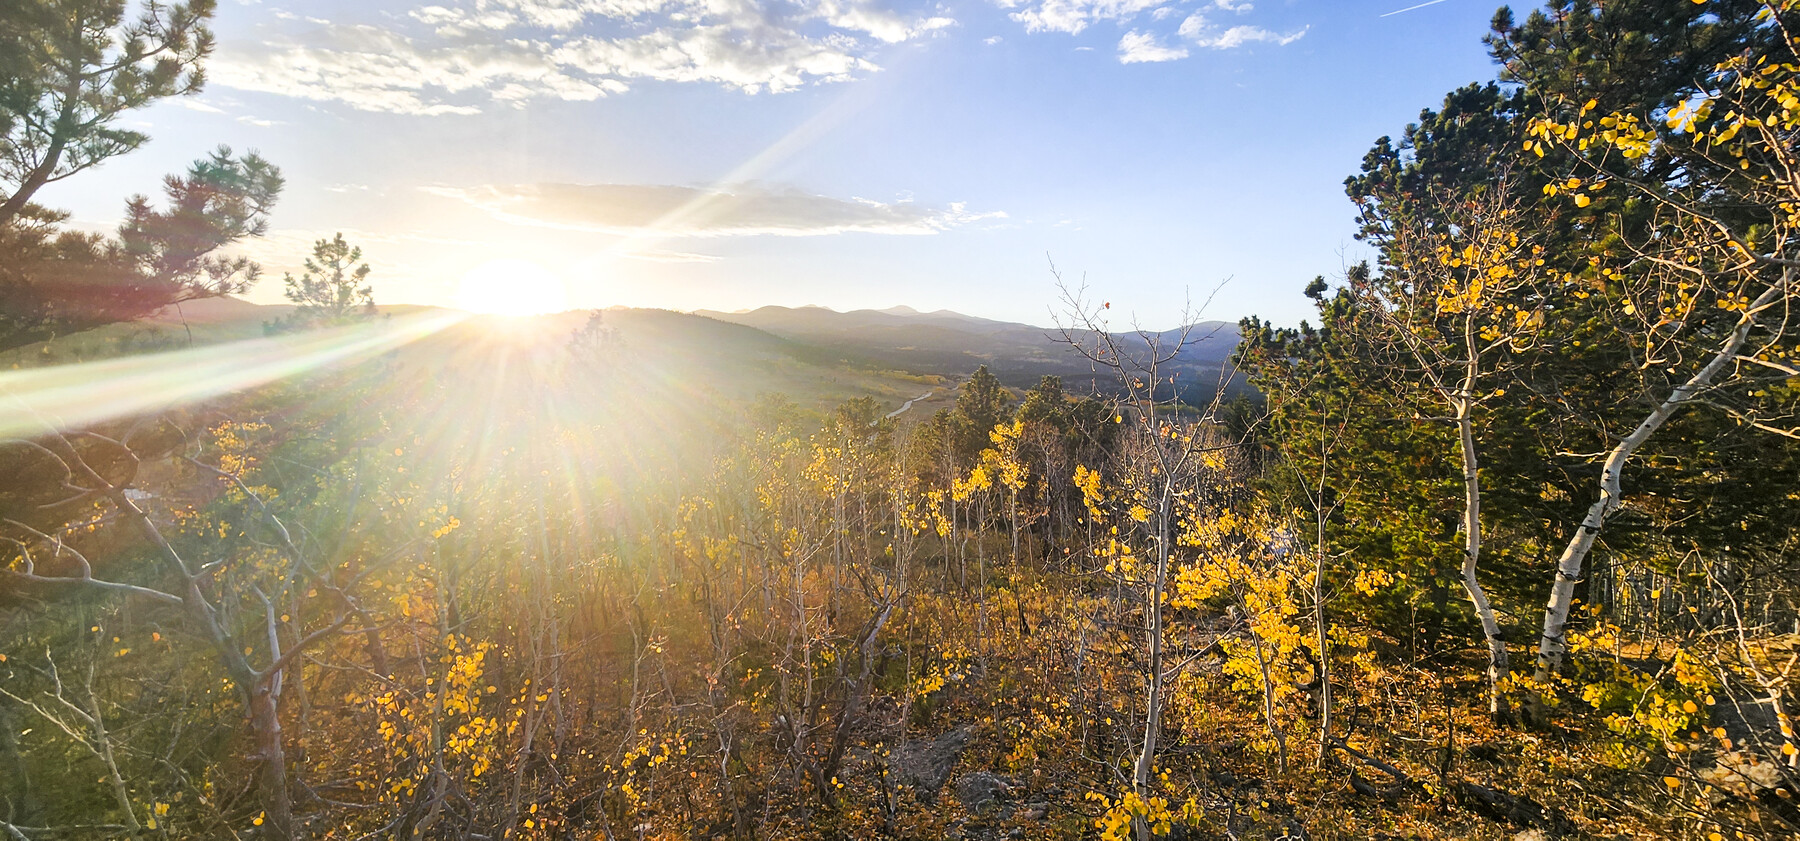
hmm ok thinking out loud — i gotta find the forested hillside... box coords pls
[4,2,1800,841]
[693,305,1242,400]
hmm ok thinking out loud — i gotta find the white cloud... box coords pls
[236,115,284,127]
[1001,0,1299,50]
[1006,0,1172,35]
[550,28,874,93]
[983,35,1003,44]
[424,182,1005,237]
[818,0,955,43]
[1117,30,1186,63]
[216,0,960,114]
[172,98,225,113]
[1177,12,1306,48]
[212,24,567,115]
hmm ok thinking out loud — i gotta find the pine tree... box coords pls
[267,233,377,332]
[0,1,281,352]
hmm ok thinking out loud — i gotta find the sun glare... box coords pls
[457,258,569,316]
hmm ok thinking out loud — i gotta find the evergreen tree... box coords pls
[951,364,1009,460]
[0,1,281,353]
[0,0,216,225]
[267,233,376,332]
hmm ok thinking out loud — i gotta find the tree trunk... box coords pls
[1131,492,1171,841]
[0,74,81,227]
[1533,276,1786,686]
[1248,621,1288,775]
[248,680,297,839]
[1312,488,1333,766]
[1455,399,1510,719]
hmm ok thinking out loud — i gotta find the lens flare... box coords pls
[0,310,468,439]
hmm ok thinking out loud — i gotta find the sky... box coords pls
[41,0,1509,329]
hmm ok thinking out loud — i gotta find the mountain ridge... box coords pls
[690,303,1243,399]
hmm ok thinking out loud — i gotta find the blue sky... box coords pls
[42,0,1506,327]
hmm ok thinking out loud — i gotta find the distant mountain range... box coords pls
[692,305,1245,399]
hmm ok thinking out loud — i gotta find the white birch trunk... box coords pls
[1534,277,1787,683]
[1455,390,1511,718]
[1131,492,1171,841]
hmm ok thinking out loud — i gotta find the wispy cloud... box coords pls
[1001,0,1173,36]
[172,98,226,113]
[212,0,959,115]
[1117,30,1187,63]
[1001,0,1303,57]
[1178,12,1306,48]
[212,23,611,115]
[424,182,1005,238]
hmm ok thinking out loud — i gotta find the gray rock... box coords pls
[954,772,1019,817]
[892,725,974,799]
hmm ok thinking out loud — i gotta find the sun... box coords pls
[457,258,569,316]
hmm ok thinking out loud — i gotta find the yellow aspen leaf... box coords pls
[1663,776,1682,789]
[1574,193,1591,207]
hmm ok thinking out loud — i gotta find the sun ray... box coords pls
[594,70,899,264]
